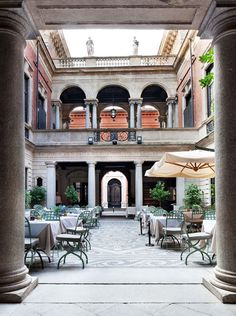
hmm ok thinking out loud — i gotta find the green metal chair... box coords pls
[159,211,184,248]
[24,217,51,269]
[180,224,213,265]
[56,229,88,269]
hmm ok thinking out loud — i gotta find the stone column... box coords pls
[84,99,91,128]
[88,162,96,208]
[136,98,143,128]
[128,99,135,128]
[135,161,143,212]
[176,177,185,207]
[55,104,61,129]
[45,162,57,208]
[200,6,236,303]
[0,9,37,302]
[166,97,177,128]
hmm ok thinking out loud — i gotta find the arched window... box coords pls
[36,177,43,187]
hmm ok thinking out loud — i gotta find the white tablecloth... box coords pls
[202,219,216,253]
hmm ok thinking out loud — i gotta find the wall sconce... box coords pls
[137,136,142,144]
[88,136,93,145]
[112,140,117,145]
[111,108,117,121]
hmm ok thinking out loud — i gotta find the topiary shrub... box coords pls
[65,185,79,205]
[30,186,46,206]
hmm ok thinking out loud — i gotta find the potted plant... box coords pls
[183,184,203,210]
[30,186,47,207]
[65,185,79,206]
[149,181,170,207]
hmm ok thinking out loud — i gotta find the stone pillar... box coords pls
[0,9,37,302]
[92,102,98,129]
[84,99,91,128]
[136,98,143,128]
[135,161,143,212]
[199,6,236,303]
[128,99,135,128]
[45,162,57,208]
[55,104,61,129]
[176,177,185,207]
[166,97,177,128]
[88,162,96,208]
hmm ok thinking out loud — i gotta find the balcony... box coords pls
[53,55,176,69]
[31,128,199,147]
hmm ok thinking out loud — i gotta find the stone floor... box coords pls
[1,218,236,315]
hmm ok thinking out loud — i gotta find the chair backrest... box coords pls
[147,206,156,213]
[165,211,184,228]
[204,210,216,220]
[24,217,32,239]
[153,207,167,216]
[43,211,60,221]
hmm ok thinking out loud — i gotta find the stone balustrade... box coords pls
[53,55,176,69]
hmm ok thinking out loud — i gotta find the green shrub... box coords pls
[25,191,32,209]
[184,184,203,209]
[65,185,79,205]
[149,181,170,207]
[30,186,46,206]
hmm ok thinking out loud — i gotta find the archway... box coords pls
[101,171,128,208]
[60,86,86,128]
[97,85,130,128]
[141,85,168,128]
[107,178,121,207]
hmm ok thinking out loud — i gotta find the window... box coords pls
[37,177,43,187]
[184,90,194,127]
[206,64,214,117]
[37,93,46,129]
[24,75,29,123]
[25,168,28,190]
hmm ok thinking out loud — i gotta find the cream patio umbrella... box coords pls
[145,150,215,179]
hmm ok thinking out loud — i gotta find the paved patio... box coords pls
[1,218,236,315]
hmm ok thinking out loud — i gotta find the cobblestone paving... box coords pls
[50,217,213,268]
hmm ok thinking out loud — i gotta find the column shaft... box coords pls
[88,162,96,208]
[85,103,90,128]
[135,162,143,212]
[46,162,56,208]
[92,103,97,128]
[129,102,135,128]
[212,31,236,290]
[136,102,142,128]
[55,106,60,129]
[0,10,34,297]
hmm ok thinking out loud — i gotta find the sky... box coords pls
[63,29,164,57]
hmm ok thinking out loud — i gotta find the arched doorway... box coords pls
[107,179,121,207]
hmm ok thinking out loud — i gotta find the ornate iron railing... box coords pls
[94,130,136,142]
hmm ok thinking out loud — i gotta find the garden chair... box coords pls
[24,217,51,269]
[180,224,213,265]
[159,211,184,248]
[43,210,60,221]
[56,229,88,269]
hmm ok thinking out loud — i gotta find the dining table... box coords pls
[28,215,79,256]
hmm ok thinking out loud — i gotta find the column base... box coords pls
[203,277,236,303]
[0,276,38,303]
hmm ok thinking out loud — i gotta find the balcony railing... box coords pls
[53,55,176,69]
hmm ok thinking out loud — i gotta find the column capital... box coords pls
[199,3,236,40]
[129,98,143,106]
[0,8,38,40]
[134,160,144,166]
[45,161,57,168]
[51,100,62,108]
[166,96,178,106]
[84,99,98,106]
[87,161,97,166]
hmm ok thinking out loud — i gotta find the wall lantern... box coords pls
[137,136,142,144]
[88,136,93,145]
[111,108,117,121]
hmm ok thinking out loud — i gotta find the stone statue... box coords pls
[132,36,139,55]
[86,37,94,56]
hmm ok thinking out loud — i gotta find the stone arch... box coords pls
[101,171,128,208]
[59,86,86,128]
[97,85,130,127]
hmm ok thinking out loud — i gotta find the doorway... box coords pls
[107,179,121,208]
